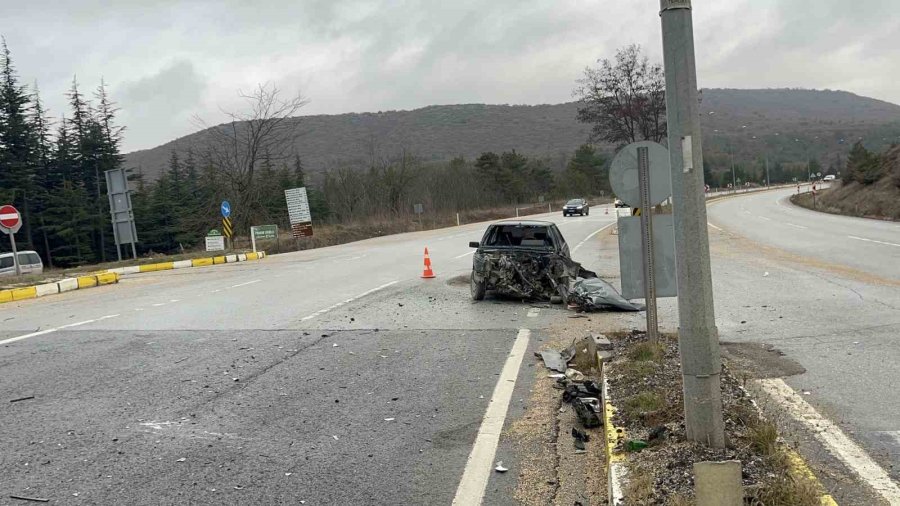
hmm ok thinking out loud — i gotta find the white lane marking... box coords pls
[169,299,180,303]
[99,314,120,320]
[757,378,900,503]
[452,329,530,506]
[707,222,723,231]
[300,280,399,321]
[230,279,262,288]
[152,303,167,307]
[572,223,616,254]
[758,216,772,221]
[785,222,807,230]
[0,319,96,345]
[454,251,476,259]
[848,235,900,248]
[526,308,540,318]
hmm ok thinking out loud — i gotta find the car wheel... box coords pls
[471,273,486,301]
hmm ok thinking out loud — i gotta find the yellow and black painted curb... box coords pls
[0,272,120,304]
[0,251,266,305]
[597,352,838,505]
[103,251,266,276]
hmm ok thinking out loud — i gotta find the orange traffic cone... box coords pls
[421,247,436,278]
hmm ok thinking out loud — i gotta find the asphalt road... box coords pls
[0,206,618,505]
[3,190,898,504]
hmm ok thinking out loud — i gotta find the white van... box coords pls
[823,174,836,182]
[0,250,44,277]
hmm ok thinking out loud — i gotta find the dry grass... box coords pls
[623,391,665,419]
[628,341,665,362]
[667,493,694,506]
[623,466,655,505]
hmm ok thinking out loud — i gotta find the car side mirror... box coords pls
[469,241,480,248]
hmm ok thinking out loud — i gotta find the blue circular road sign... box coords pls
[221,200,231,218]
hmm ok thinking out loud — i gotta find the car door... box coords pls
[550,225,570,258]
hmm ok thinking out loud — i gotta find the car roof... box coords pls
[491,220,555,227]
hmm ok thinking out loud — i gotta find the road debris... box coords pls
[384,418,395,421]
[9,395,35,403]
[574,398,602,429]
[494,461,509,473]
[9,495,50,503]
[568,277,643,312]
[176,457,186,462]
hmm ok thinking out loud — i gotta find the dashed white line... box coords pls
[0,318,97,346]
[152,303,167,307]
[848,235,900,248]
[572,223,616,253]
[757,378,900,503]
[758,216,772,221]
[707,222,723,231]
[230,279,262,288]
[300,280,399,321]
[526,308,540,318]
[454,251,475,259]
[452,329,530,505]
[784,223,807,230]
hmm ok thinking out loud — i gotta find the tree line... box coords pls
[0,39,124,266]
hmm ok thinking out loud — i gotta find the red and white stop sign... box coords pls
[0,204,21,230]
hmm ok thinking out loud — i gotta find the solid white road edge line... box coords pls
[452,328,530,506]
[757,378,900,503]
[848,235,900,248]
[572,222,615,254]
[300,280,399,321]
[454,251,475,259]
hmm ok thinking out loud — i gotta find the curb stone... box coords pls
[0,251,266,305]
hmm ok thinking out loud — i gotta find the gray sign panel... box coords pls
[617,214,677,299]
[609,141,672,208]
[105,168,138,245]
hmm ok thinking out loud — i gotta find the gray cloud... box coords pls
[2,1,898,152]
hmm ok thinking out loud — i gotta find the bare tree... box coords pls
[574,44,667,147]
[197,83,308,228]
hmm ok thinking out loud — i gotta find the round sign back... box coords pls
[609,141,672,208]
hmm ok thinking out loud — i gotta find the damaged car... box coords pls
[468,220,591,301]
[468,220,644,312]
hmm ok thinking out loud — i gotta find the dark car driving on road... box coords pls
[468,220,574,301]
[563,199,589,216]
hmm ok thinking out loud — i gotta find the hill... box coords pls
[124,89,900,181]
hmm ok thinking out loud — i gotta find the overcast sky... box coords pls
[4,0,899,152]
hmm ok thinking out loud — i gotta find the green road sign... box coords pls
[207,229,222,237]
[251,224,277,241]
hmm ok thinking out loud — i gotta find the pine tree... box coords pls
[0,38,40,253]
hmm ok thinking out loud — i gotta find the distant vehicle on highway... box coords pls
[0,250,44,277]
[563,199,589,216]
[823,174,836,182]
[468,220,571,301]
[614,198,627,208]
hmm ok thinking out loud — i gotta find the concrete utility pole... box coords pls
[659,0,726,448]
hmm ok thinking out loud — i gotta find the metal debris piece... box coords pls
[571,427,590,443]
[574,437,586,451]
[568,277,643,312]
[574,397,602,429]
[565,368,585,382]
[494,461,509,473]
[9,395,35,403]
[537,350,568,373]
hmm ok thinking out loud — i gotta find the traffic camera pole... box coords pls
[659,0,725,447]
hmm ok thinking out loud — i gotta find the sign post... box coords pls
[205,229,225,252]
[0,204,23,276]
[636,146,659,342]
[285,188,313,238]
[250,225,278,253]
[221,201,233,249]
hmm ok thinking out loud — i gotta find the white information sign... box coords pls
[205,234,225,252]
[285,187,314,237]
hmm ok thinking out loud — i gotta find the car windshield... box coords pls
[483,224,555,248]
[566,199,582,205]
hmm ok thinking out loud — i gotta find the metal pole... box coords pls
[765,155,770,187]
[637,147,659,342]
[131,241,137,260]
[659,0,725,448]
[251,227,257,253]
[730,146,736,192]
[10,232,21,276]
